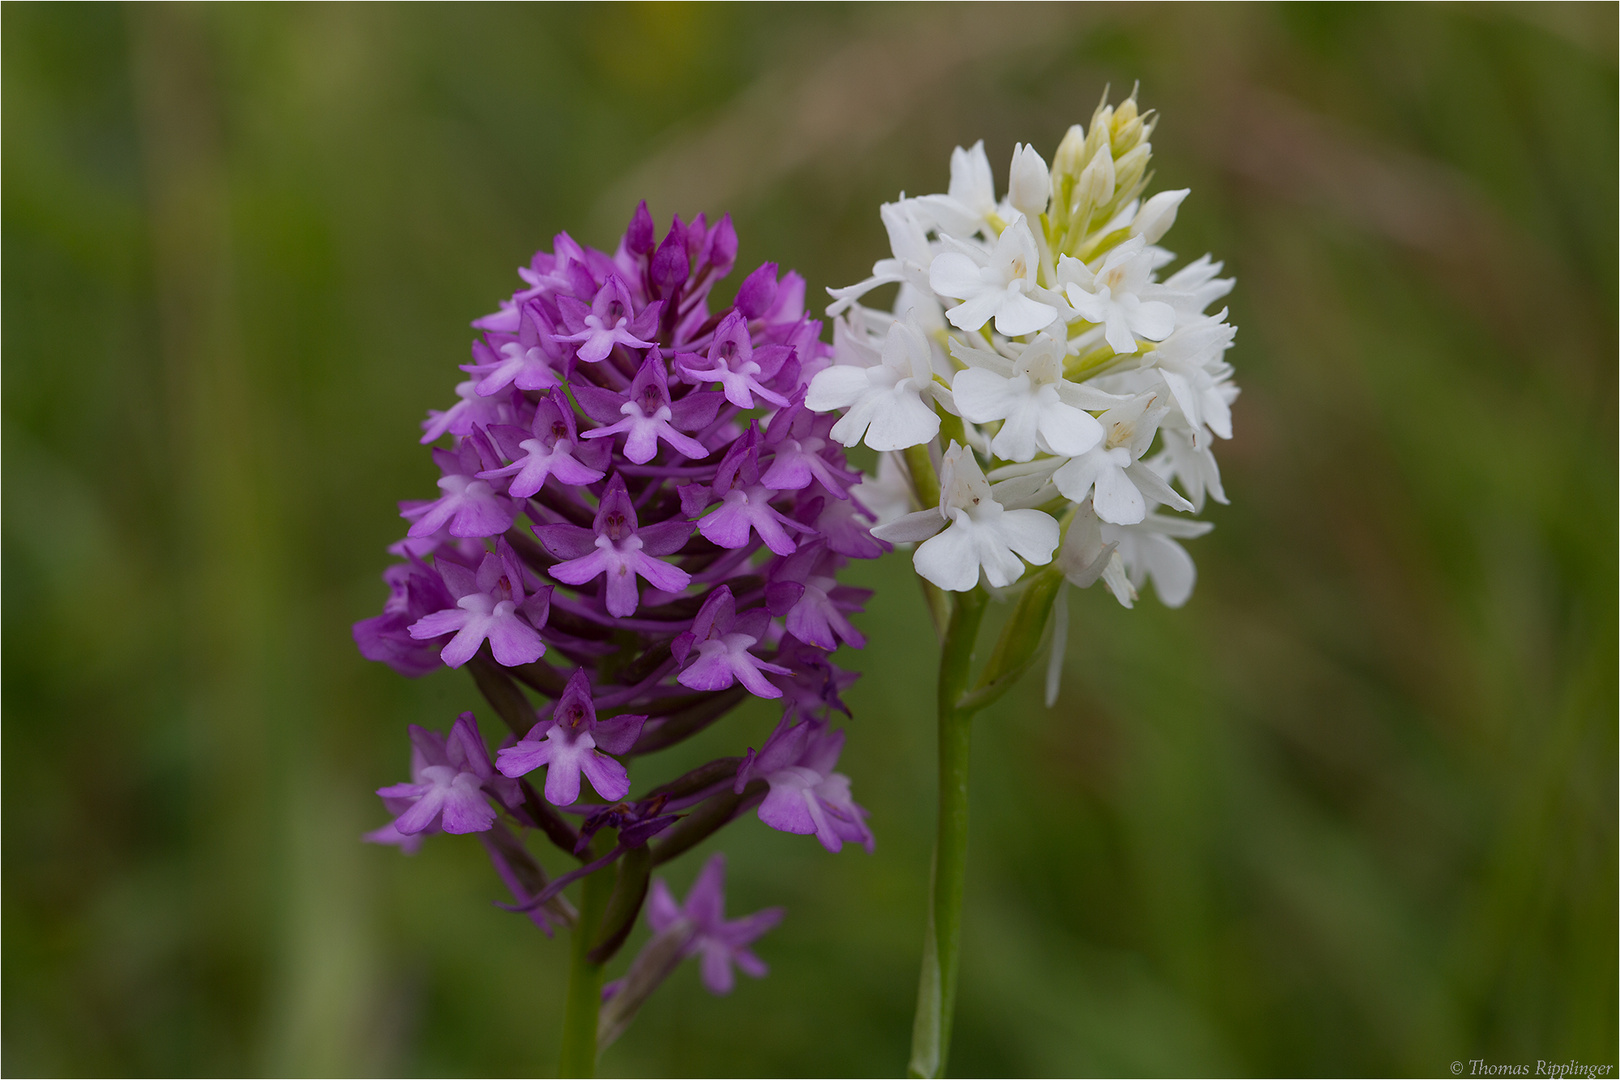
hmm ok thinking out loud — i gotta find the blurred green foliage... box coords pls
[4,3,1615,1076]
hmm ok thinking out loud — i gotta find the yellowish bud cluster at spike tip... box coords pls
[811,90,1237,651]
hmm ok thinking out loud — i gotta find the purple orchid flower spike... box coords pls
[408,540,551,668]
[462,300,564,395]
[400,435,516,539]
[674,310,795,409]
[672,585,790,699]
[534,473,693,617]
[766,541,870,651]
[479,389,609,498]
[689,426,810,556]
[353,557,456,677]
[376,713,512,836]
[575,349,722,464]
[553,273,663,363]
[360,202,889,1046]
[737,713,873,853]
[496,668,647,806]
[648,854,783,995]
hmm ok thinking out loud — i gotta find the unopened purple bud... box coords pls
[627,201,656,255]
[703,214,738,277]
[683,213,707,259]
[734,262,779,319]
[651,227,690,297]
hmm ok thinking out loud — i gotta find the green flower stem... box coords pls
[909,586,989,1079]
[559,861,613,1077]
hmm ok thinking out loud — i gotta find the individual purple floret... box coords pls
[375,713,514,836]
[478,388,609,497]
[352,556,455,677]
[737,713,874,853]
[358,203,884,1042]
[534,473,692,618]
[407,540,551,668]
[462,301,565,395]
[673,586,790,698]
[496,669,646,805]
[647,854,783,995]
[401,437,516,539]
[575,350,719,464]
[554,274,662,363]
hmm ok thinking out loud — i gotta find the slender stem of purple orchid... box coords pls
[559,857,613,1077]
[909,586,988,1079]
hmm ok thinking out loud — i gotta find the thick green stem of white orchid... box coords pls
[908,587,988,1078]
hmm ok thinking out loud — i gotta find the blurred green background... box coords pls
[4,3,1615,1076]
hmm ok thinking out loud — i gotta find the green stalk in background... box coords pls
[559,866,613,1077]
[908,574,1061,1077]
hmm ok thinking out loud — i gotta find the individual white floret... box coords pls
[1052,392,1193,524]
[1059,236,1176,356]
[950,334,1113,463]
[1007,143,1052,219]
[807,312,942,452]
[929,216,1061,338]
[1141,254,1235,323]
[1142,314,1237,438]
[1129,188,1189,245]
[872,443,1059,591]
[1100,511,1214,608]
[1145,418,1227,513]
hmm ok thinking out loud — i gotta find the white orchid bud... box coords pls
[1113,142,1151,197]
[1008,143,1051,218]
[1074,145,1116,215]
[1131,188,1189,244]
[1082,102,1112,165]
[1053,123,1087,179]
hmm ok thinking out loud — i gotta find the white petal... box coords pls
[1103,307,1137,356]
[873,508,946,545]
[994,291,1060,338]
[996,508,1060,565]
[1092,465,1146,525]
[945,290,1005,334]
[1035,400,1104,458]
[912,521,983,592]
[864,386,941,452]
[1144,534,1196,607]
[989,403,1041,462]
[928,252,986,301]
[951,141,995,214]
[1044,591,1068,708]
[1131,300,1177,342]
[806,365,875,413]
[951,368,1019,424]
[1052,452,1104,504]
[1131,189,1189,245]
[1126,462,1194,513]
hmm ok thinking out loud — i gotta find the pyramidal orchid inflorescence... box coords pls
[806,91,1239,1078]
[354,203,884,1067]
